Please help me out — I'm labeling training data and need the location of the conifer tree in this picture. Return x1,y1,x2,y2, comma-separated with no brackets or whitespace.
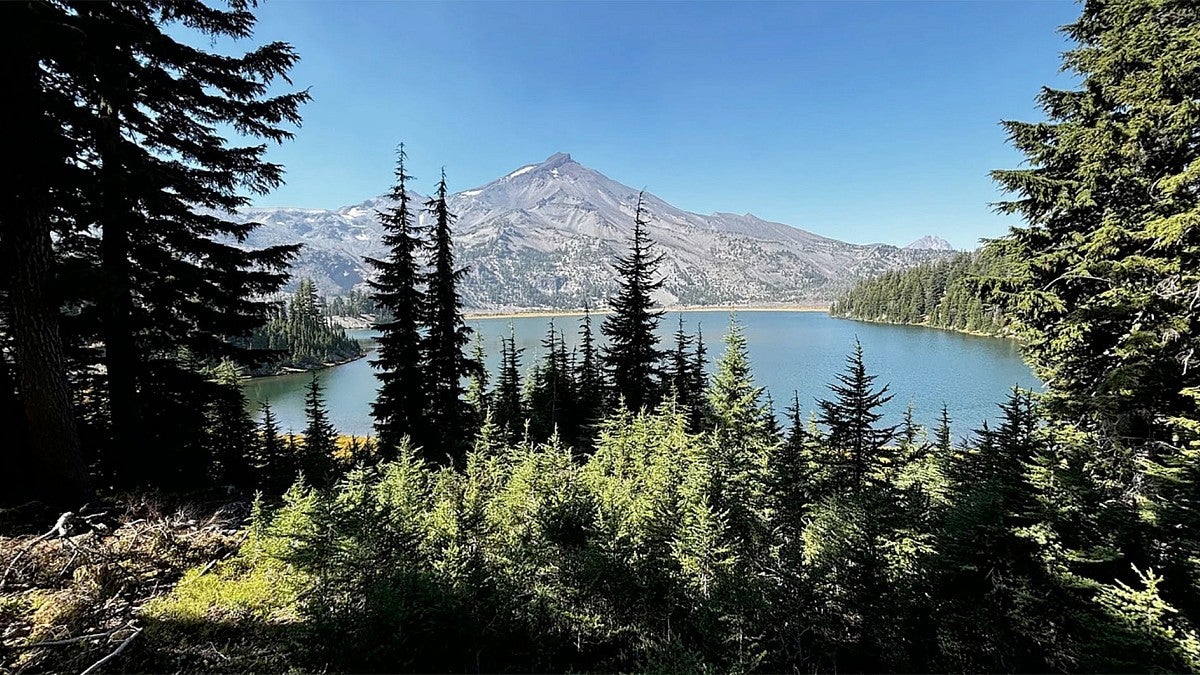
992,1,1200,449
421,169,474,464
768,390,816,536
493,326,524,443
256,399,292,493
667,315,695,399
61,1,307,488
602,192,665,412
465,334,490,433
527,321,576,445
367,145,429,457
208,360,256,491
1,1,90,506
301,373,338,488
574,303,606,430
817,340,896,491
707,317,771,555
935,403,953,455
686,324,713,430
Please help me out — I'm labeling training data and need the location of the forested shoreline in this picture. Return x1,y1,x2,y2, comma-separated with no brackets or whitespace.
4,0,1200,673
831,248,1017,337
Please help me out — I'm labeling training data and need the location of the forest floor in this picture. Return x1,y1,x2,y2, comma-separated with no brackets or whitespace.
0,499,257,674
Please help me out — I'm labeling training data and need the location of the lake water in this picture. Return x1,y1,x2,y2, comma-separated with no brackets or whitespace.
243,311,1039,443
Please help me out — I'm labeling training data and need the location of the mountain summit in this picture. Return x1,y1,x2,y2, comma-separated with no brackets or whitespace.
236,153,950,310
904,235,955,251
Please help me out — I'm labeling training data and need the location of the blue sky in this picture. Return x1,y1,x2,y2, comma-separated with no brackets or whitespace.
241,0,1080,249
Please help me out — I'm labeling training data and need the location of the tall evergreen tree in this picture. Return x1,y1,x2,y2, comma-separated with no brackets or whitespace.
465,333,490,433
208,360,256,491
493,325,524,442
602,192,665,412
527,320,576,444
366,145,428,457
421,169,474,465
991,0,1200,624
0,1,89,506
256,399,292,494
573,303,606,431
301,373,338,489
817,340,896,491
22,1,308,490
992,0,1200,444
935,403,953,456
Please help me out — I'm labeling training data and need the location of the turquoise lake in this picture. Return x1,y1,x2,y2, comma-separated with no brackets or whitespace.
242,311,1039,442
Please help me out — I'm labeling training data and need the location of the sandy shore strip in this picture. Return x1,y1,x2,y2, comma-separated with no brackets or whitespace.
463,304,829,321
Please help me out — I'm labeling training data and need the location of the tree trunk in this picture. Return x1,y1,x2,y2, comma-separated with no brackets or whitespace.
0,2,91,507
96,51,147,487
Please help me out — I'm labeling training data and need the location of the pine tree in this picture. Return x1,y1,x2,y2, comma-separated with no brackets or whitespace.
367,145,429,458
421,169,474,465
301,373,338,489
602,192,665,412
817,339,896,492
687,324,713,430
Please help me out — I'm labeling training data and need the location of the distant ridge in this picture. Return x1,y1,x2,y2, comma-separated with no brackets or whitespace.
234,153,953,310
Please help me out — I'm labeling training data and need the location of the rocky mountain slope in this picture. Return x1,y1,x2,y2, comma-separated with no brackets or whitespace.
235,153,953,310
904,235,956,251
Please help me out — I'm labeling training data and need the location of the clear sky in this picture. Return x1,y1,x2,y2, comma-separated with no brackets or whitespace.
241,0,1081,249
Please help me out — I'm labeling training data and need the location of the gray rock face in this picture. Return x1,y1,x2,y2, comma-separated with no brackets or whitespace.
235,153,951,310
904,235,956,251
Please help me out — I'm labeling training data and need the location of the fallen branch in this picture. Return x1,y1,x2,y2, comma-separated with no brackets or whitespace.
1,512,74,590
13,627,123,650
78,627,142,675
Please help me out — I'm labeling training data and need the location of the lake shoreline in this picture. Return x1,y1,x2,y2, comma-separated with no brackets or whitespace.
463,304,830,321
830,313,1023,341
243,351,371,381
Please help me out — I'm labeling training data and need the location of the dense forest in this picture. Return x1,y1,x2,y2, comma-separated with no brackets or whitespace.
830,247,1016,336
245,279,363,374
3,0,1200,673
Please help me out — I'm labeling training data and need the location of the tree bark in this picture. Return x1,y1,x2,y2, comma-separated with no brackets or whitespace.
0,2,91,507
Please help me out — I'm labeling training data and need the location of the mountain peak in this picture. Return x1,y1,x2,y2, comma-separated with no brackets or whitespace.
542,152,573,167
904,235,955,251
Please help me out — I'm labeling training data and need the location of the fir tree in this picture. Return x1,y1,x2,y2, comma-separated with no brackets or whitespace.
817,339,896,492
935,403,953,456
602,192,665,412
527,321,576,445
208,360,256,491
667,315,695,399
301,373,338,488
62,1,307,488
574,303,606,432
256,399,292,493
367,145,428,457
421,169,474,465
1,1,90,506
493,326,524,443
465,334,490,433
